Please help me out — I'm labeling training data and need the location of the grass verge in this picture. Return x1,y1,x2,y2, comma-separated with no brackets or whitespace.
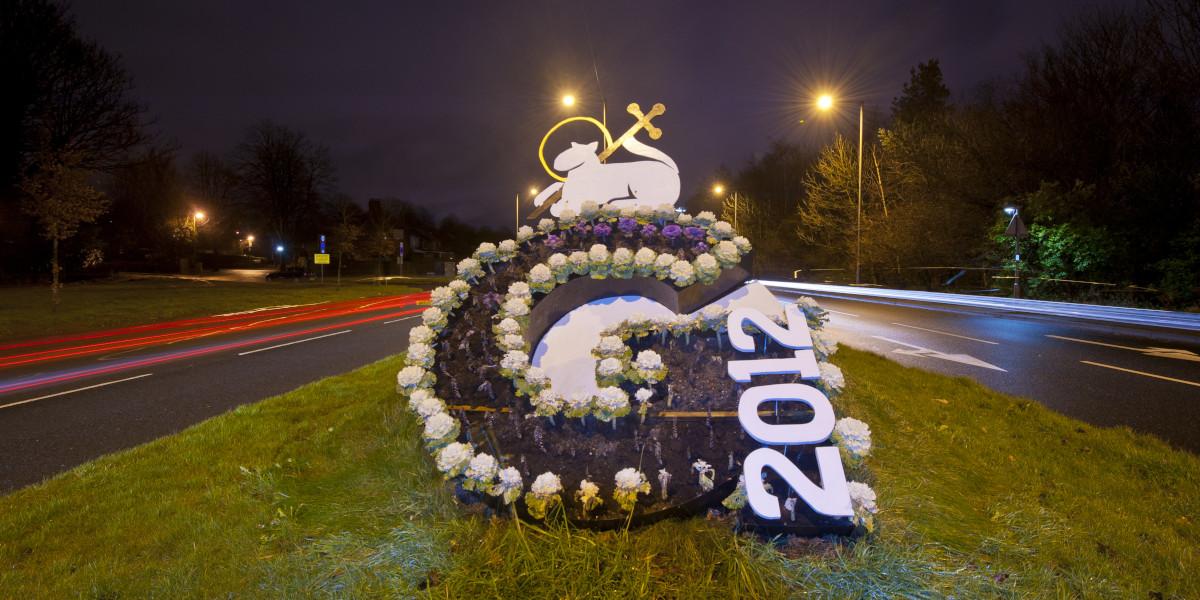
0,279,427,341
0,347,1196,597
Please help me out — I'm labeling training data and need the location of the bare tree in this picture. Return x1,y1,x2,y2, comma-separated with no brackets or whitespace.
234,121,334,246
20,152,108,307
329,195,363,287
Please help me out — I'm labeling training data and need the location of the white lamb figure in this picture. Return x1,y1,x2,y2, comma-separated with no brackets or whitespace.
533,137,680,217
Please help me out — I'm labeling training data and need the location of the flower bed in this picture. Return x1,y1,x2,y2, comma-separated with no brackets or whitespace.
396,203,876,528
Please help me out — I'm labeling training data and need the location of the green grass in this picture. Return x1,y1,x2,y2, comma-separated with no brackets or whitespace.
0,278,429,341
1,348,1197,598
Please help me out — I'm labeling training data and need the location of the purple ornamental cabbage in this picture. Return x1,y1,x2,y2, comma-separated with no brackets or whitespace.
617,217,638,234
593,222,612,238
693,242,709,253
545,234,563,249
683,226,705,241
641,224,658,238
574,222,591,236
662,224,683,240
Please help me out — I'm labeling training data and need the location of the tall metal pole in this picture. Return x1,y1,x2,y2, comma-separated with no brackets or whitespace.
856,102,864,285
733,193,739,232
515,193,519,236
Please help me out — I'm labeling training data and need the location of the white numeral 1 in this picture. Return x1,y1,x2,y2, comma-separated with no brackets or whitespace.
743,446,853,519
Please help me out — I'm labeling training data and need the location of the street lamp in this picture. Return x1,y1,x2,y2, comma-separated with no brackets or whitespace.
1003,206,1027,298
815,92,865,285
711,183,737,231
518,187,539,235
245,234,255,254
561,93,576,108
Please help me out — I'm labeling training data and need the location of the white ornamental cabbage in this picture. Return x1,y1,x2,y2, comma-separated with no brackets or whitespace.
577,479,603,515
396,365,430,392
538,217,556,233
813,330,838,359
634,350,663,371
532,388,563,417
593,386,630,423
633,247,657,273
465,452,498,485
819,362,846,394
833,417,872,460
558,208,579,225
732,235,752,254
612,467,651,511
435,442,473,477
713,240,740,267
529,264,553,284
670,259,696,287
693,211,716,226
597,357,623,378
406,342,434,368
710,220,734,239
500,350,530,374
430,286,457,311
676,213,694,225
496,317,521,336
473,242,497,261
507,281,532,301
654,203,676,221
619,205,637,218
693,253,720,283
525,366,550,388
408,324,435,345
596,335,626,357
448,279,471,298
517,225,536,243
569,251,590,275
411,393,445,421
502,297,530,319
424,412,459,446
548,253,569,271
497,239,518,258
531,471,563,497
657,252,676,277
611,247,634,278
564,392,593,418
700,304,726,328
847,481,878,520
457,258,484,281
579,200,600,220
635,388,654,403
499,334,526,351
493,466,523,504
421,307,447,330
588,244,610,262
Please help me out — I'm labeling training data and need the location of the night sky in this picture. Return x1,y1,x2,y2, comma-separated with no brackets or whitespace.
73,0,1127,224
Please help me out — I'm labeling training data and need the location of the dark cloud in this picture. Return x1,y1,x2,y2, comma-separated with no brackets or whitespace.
72,0,1131,223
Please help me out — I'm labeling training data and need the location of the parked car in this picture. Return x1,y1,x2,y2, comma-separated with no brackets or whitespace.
265,267,311,281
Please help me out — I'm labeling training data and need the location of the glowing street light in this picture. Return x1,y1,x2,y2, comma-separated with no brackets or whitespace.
193,210,206,222
275,244,284,253
561,93,576,107
712,183,740,231
814,91,865,284
1004,206,1018,216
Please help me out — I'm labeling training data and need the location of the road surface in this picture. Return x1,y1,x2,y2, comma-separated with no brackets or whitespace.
765,284,1200,453
0,293,428,492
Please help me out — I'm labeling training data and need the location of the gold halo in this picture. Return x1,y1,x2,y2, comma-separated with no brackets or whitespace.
538,116,613,182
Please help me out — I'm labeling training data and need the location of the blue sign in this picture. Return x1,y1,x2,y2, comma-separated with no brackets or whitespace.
319,234,326,253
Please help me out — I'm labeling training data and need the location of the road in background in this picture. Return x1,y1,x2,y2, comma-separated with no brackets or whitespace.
765,284,1200,453
0,293,428,492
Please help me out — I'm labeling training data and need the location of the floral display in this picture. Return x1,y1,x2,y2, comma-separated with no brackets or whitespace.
395,207,878,531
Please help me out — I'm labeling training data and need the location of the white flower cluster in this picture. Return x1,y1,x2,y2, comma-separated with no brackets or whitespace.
631,349,667,385
847,480,878,530
592,386,631,424
833,417,872,462
492,466,523,505
434,441,472,478
819,362,846,395
612,467,651,511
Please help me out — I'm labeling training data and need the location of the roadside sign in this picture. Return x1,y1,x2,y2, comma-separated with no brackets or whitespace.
397,241,405,257
319,234,326,253
314,253,330,265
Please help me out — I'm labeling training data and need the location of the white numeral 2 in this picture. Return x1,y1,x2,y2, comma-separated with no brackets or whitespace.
743,447,852,519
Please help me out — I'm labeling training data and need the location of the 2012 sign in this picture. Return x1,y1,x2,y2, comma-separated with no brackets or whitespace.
726,305,853,520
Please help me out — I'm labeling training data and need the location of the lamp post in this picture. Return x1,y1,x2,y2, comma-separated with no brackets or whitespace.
1004,206,1027,298
815,94,865,285
519,187,538,235
245,234,255,255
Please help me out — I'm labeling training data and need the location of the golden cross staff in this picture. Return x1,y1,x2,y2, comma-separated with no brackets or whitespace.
527,102,666,220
